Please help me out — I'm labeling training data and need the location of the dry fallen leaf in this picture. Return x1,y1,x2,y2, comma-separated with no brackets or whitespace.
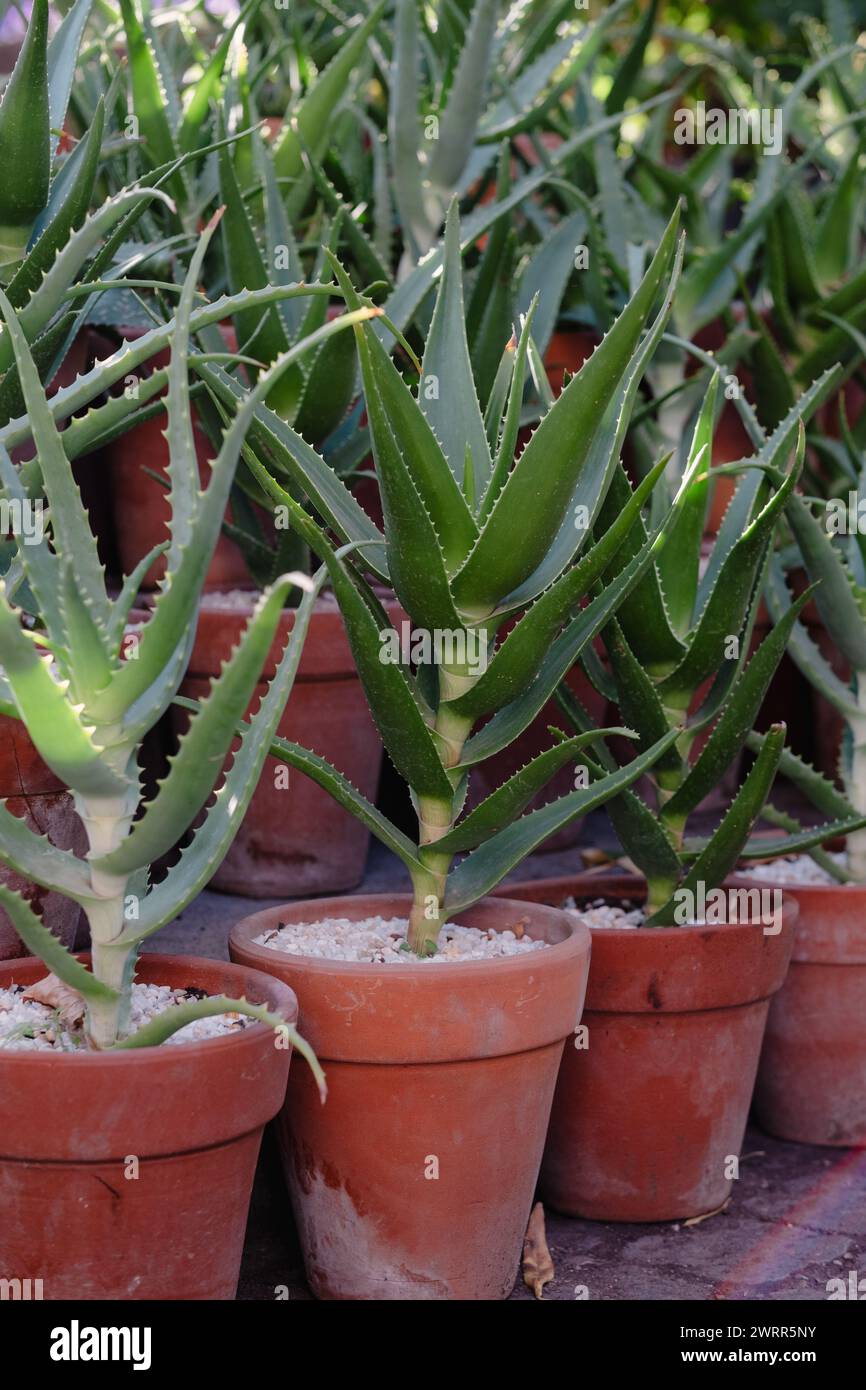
22,973,85,1028
683,1197,731,1228
523,1201,555,1299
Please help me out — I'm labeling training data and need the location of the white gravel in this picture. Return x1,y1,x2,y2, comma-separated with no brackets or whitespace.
0,982,252,1052
564,899,646,929
255,914,549,963
740,852,851,886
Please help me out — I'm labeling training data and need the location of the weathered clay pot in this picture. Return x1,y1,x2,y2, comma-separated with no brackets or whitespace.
230,893,591,1300
732,877,866,1147
0,715,86,960
102,326,250,589
0,952,296,1299
172,592,393,897
504,880,796,1221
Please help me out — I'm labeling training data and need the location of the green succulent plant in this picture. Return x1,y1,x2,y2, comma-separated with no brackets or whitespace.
554,364,866,919
760,419,866,884
0,212,373,1060
183,203,757,956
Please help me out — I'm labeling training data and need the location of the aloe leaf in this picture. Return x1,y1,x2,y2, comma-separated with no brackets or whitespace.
0,286,109,628
657,432,804,707
266,735,424,874
274,1,386,202
606,0,660,112
646,725,787,925
660,587,815,828
733,815,866,862
93,574,306,876
388,0,428,262
46,0,93,158
381,86,676,339
0,587,129,798
238,455,454,800
814,137,864,285
193,358,388,581
603,616,681,771
162,212,220,575
696,369,840,607
177,0,261,153
592,459,685,673
434,729,636,855
450,207,682,616
327,251,478,569
292,327,357,444
457,512,685,767
97,309,380,724
6,99,105,311
0,884,118,1005
0,0,49,276
764,557,862,718
444,727,681,913
503,232,684,612
449,450,672,723
359,332,464,635
0,283,360,454
418,202,492,489
0,443,64,645
118,0,183,204
218,134,292,402
785,491,866,670
121,572,321,939
480,306,533,518
656,378,718,634
0,799,95,903
744,731,857,821
260,147,305,341
59,563,112,705
554,680,683,886
113,992,326,1095
0,188,174,382
516,208,587,362
427,0,497,195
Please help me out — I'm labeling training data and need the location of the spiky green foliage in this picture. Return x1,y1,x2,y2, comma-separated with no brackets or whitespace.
0,216,372,1063
187,203,754,955
554,367,866,920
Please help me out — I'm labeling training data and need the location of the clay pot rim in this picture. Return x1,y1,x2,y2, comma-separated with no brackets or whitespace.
0,952,298,1067
730,873,865,897
230,892,588,981
498,874,794,942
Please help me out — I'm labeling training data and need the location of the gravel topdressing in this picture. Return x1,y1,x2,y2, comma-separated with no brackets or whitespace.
255,915,549,963
0,982,252,1052
739,852,853,886
564,900,646,929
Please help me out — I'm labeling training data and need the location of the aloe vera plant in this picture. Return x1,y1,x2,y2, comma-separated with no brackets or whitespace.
552,358,866,920
183,204,758,955
0,214,373,1059
759,420,866,883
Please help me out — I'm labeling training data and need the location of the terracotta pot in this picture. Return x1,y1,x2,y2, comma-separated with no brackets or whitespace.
172,593,394,897
0,952,296,1299
102,326,251,589
543,329,597,395
732,877,866,1147
492,869,644,903
230,893,591,1300
503,881,795,1221
0,715,86,960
